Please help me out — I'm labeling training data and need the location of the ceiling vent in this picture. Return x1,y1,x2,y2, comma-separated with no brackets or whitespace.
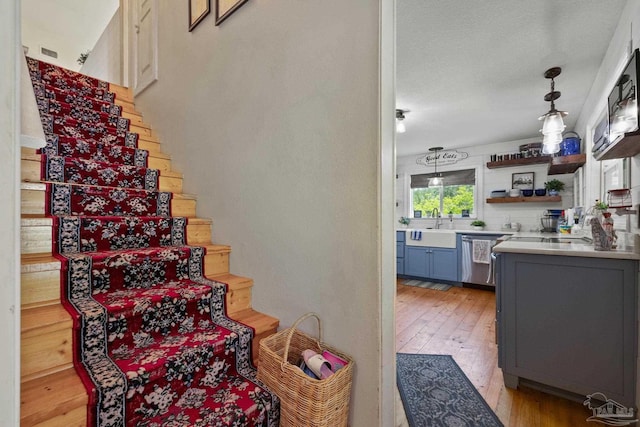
40,47,58,59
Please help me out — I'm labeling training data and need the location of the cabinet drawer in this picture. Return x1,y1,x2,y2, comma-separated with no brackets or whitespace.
397,258,404,275
396,242,404,258
396,230,405,242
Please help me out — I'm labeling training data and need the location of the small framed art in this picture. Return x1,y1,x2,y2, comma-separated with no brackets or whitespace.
512,172,534,190
189,0,211,31
216,0,249,25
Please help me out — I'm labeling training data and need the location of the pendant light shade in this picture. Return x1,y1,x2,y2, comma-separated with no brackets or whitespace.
428,146,444,187
542,131,563,145
541,111,566,135
538,67,567,155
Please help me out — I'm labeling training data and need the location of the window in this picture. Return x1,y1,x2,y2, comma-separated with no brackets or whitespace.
410,169,476,218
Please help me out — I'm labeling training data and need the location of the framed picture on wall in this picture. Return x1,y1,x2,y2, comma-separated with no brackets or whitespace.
189,0,211,31
512,172,534,190
216,0,249,25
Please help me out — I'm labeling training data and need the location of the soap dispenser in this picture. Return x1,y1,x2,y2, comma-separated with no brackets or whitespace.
448,212,454,229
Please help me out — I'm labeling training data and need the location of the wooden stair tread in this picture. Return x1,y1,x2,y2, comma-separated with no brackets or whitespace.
174,193,197,200
21,368,87,425
205,244,231,253
21,254,60,271
208,273,253,290
232,309,279,334
188,217,212,225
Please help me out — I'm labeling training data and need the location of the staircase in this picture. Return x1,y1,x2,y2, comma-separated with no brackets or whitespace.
20,58,280,426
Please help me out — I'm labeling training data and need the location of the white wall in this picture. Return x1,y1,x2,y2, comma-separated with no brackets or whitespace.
133,1,385,425
80,7,122,84
1,1,21,425
397,138,574,232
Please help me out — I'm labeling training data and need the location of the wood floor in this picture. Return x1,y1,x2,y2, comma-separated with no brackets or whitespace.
395,282,595,427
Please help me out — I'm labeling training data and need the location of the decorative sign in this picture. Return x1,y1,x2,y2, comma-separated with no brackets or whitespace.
416,149,469,167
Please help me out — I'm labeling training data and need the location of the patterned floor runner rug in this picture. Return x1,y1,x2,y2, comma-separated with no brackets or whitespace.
397,353,503,427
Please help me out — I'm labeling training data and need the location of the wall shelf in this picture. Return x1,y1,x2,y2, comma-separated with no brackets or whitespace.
486,154,586,175
486,196,562,204
593,131,640,160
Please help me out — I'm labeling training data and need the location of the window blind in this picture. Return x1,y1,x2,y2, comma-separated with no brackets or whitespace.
410,168,476,188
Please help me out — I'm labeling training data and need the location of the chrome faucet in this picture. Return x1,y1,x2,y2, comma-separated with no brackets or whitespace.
432,208,442,229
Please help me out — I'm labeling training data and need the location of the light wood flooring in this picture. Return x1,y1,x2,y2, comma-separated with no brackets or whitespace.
395,282,595,426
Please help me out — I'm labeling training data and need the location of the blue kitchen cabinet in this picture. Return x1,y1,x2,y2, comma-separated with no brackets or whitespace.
404,245,457,282
396,231,405,275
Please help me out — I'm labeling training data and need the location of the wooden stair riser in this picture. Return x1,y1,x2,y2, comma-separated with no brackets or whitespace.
114,99,137,114
108,84,133,103
136,136,162,153
21,186,195,217
204,250,230,276
21,223,52,255
21,327,73,380
148,156,172,172
21,368,87,427
226,287,252,315
22,269,60,307
130,124,153,138
187,223,212,245
31,405,86,427
172,197,197,217
121,110,146,127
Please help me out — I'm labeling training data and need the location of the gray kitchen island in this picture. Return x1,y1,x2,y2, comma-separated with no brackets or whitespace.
493,235,640,409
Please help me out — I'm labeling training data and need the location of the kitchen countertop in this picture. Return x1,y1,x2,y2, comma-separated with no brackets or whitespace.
493,232,640,260
397,228,640,260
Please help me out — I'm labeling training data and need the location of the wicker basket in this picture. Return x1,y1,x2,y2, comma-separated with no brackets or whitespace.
257,312,354,427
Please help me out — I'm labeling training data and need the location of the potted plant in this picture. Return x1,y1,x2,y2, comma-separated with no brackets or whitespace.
470,220,486,230
398,217,411,228
544,179,565,196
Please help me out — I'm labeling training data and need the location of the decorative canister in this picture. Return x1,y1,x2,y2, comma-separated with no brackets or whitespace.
560,131,581,156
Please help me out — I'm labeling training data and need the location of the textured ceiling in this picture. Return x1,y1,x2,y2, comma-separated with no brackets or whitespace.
396,0,628,157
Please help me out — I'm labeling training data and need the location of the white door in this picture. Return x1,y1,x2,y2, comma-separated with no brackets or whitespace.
133,0,157,95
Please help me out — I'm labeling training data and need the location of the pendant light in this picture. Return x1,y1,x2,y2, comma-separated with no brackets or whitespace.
428,146,444,187
396,109,407,133
538,67,567,154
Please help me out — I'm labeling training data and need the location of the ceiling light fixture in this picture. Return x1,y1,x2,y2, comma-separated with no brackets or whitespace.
428,146,444,187
538,67,567,155
396,109,407,133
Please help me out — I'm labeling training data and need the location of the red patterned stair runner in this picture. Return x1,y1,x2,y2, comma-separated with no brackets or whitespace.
27,57,279,427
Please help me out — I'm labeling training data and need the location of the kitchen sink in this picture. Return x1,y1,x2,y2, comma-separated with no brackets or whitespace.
405,229,457,248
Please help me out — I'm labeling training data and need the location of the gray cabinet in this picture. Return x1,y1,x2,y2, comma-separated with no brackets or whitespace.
404,246,457,282
396,231,405,275
496,252,638,407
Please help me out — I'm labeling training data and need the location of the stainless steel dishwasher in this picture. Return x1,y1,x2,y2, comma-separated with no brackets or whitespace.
460,234,501,287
